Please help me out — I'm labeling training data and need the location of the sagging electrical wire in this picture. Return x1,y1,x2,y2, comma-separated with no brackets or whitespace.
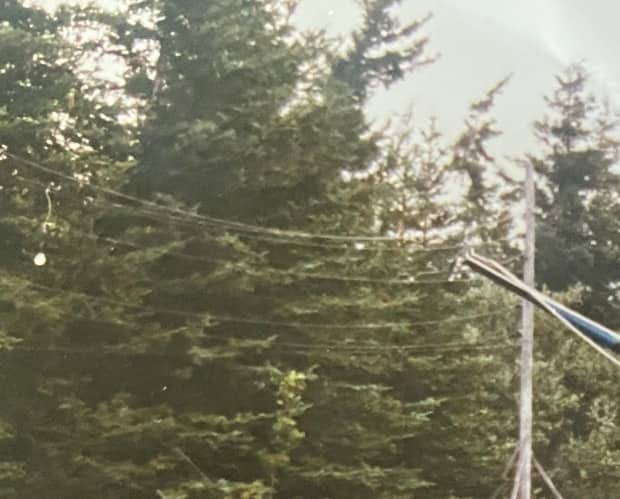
0,304,518,360
2,341,516,360
466,251,620,368
4,176,516,286
6,152,515,253
1,216,459,287
4,274,517,332
11,170,484,254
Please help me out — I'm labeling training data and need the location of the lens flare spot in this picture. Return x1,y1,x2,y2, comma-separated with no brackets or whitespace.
33,252,47,266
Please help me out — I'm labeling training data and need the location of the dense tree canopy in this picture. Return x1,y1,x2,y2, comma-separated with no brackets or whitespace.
534,64,620,322
0,2,619,498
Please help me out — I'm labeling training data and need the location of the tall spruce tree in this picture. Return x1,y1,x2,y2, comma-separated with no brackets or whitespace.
526,64,620,498
118,1,447,496
332,0,434,100
0,0,461,497
0,1,141,497
363,100,523,497
0,1,563,498
534,64,620,321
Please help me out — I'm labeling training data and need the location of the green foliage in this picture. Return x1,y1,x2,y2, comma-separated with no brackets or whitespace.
333,0,434,100
3,1,620,498
525,65,620,498
0,1,447,497
534,64,620,320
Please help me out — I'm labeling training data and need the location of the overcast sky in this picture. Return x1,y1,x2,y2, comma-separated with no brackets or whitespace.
295,0,620,159
36,0,620,159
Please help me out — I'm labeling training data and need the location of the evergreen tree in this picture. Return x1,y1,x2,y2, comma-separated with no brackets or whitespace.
118,1,445,496
526,64,620,498
0,2,560,498
332,0,434,100
363,99,523,497
0,1,139,497
534,64,620,321
0,0,452,497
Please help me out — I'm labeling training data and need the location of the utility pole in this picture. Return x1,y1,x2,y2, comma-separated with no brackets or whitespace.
516,159,536,498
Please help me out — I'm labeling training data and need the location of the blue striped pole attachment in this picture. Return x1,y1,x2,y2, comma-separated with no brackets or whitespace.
464,251,620,353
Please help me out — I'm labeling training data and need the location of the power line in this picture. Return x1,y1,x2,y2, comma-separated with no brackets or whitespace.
12,171,475,253
6,153,515,253
466,252,620,367
89,230,455,283
5,176,519,286
271,341,515,353
5,152,423,243
66,230,515,286
5,274,516,332
2,340,515,360
10,170,513,261
0,304,517,357
1,213,477,288
1,210,458,286
0,288,519,359
11,171,478,254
